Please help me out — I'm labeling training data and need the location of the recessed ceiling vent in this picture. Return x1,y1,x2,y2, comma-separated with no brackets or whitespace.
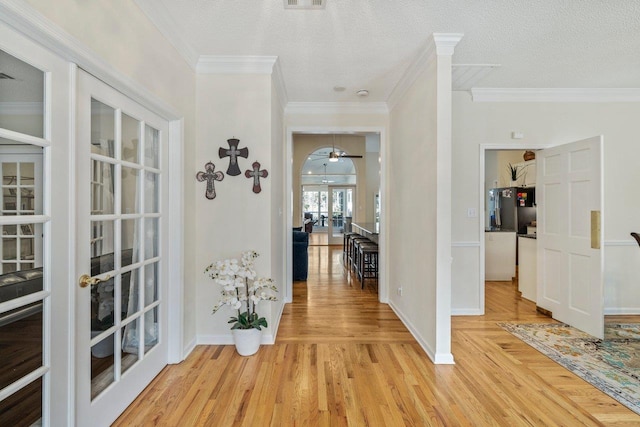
0,72,15,80
452,64,501,91
284,0,326,10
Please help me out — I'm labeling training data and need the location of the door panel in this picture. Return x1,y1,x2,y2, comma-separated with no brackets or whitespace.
328,186,355,245
537,136,603,338
76,70,168,426
0,48,49,427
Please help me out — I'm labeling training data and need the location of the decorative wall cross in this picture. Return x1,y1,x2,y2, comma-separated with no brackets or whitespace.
218,138,249,176
196,162,224,199
245,161,268,194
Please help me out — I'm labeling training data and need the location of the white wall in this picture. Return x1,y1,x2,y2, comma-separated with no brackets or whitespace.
387,41,456,363
452,91,640,315
388,62,439,356
195,73,284,343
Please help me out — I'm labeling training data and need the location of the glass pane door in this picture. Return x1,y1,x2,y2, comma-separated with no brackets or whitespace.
328,186,355,245
0,49,47,427
76,70,168,426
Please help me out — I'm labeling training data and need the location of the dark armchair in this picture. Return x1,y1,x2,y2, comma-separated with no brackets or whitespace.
292,230,309,281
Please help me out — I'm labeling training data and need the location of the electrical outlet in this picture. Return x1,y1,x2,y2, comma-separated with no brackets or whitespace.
397,287,403,296
467,208,477,218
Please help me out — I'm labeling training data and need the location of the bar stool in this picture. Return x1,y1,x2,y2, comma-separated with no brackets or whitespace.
343,232,357,266
357,243,378,288
350,236,370,271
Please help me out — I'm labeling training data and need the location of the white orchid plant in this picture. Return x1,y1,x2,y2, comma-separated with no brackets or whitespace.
205,250,277,330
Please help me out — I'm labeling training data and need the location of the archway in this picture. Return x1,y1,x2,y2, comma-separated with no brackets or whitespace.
301,147,356,245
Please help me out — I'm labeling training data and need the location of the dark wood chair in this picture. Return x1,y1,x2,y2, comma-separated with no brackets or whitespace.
631,232,640,247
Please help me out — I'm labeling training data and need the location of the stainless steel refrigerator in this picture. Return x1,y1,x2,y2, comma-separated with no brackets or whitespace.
488,187,536,233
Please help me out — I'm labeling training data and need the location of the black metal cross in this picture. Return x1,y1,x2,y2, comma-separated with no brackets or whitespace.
245,161,268,194
218,138,249,176
196,162,224,199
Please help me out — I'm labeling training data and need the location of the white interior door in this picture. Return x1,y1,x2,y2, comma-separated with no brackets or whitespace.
536,136,604,338
76,70,169,426
328,186,355,245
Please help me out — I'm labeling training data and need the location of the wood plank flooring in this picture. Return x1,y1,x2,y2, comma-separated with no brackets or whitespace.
114,246,640,426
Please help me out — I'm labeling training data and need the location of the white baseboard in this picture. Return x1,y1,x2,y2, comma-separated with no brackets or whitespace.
451,308,483,316
197,333,275,346
604,308,640,315
181,337,197,361
388,300,455,365
268,301,286,344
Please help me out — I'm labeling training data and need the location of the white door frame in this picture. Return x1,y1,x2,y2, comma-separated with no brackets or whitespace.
327,185,356,246
0,3,186,425
478,143,552,315
285,126,388,304
0,20,73,427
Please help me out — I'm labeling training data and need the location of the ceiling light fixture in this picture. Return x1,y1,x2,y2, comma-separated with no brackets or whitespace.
329,135,339,162
356,89,369,97
333,86,346,92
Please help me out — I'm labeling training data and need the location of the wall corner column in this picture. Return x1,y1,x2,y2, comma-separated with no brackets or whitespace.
432,33,462,364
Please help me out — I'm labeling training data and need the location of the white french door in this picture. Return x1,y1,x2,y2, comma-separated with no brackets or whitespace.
75,70,169,426
328,186,355,245
536,136,604,338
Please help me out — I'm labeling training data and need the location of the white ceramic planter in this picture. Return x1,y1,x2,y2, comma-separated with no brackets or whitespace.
232,328,262,356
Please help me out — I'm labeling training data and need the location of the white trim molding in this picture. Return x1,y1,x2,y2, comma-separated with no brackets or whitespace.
471,88,640,103
387,33,463,110
389,301,455,364
0,0,181,120
196,55,289,108
197,333,275,346
285,102,388,115
604,308,640,315
272,59,289,110
133,0,199,69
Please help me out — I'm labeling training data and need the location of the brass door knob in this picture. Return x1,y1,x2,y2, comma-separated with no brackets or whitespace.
79,274,112,288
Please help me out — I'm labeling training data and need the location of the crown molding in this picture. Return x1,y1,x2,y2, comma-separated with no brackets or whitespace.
387,33,463,111
432,33,464,56
0,0,180,119
285,102,389,116
196,56,280,74
134,0,199,70
196,55,289,109
471,88,640,103
272,58,289,110
0,101,43,115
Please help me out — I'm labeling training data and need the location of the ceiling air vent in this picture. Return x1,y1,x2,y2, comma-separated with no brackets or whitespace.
452,64,501,91
284,0,326,10
0,72,15,80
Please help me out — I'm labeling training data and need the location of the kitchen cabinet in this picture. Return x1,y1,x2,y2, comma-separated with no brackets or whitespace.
518,235,537,301
485,231,516,281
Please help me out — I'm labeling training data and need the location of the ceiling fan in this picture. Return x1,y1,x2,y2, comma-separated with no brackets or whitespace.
329,135,362,162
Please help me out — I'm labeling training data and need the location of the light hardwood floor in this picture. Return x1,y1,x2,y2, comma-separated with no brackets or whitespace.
114,246,640,426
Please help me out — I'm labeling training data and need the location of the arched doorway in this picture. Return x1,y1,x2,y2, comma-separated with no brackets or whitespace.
301,147,356,245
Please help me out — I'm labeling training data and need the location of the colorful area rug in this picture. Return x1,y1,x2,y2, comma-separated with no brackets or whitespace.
499,322,640,415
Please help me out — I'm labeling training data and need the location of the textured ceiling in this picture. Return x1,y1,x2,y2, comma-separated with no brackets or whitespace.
135,0,640,103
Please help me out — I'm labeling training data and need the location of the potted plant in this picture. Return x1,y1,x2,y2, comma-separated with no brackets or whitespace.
507,163,524,186
205,250,277,356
